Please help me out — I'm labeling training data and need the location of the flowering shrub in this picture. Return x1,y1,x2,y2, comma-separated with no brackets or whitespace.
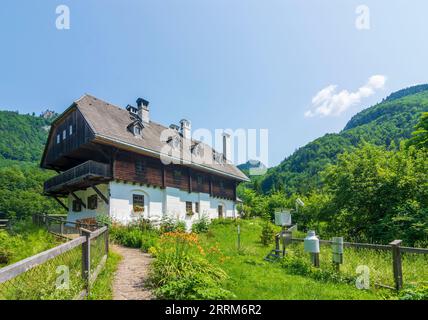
149,232,234,299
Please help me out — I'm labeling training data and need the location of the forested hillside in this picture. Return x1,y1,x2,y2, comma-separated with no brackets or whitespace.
0,111,61,218
259,87,428,194
0,111,51,162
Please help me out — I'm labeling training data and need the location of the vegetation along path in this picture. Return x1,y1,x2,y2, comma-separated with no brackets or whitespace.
112,244,154,300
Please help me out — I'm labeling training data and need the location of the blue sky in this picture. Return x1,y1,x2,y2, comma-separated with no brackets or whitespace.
1,0,427,166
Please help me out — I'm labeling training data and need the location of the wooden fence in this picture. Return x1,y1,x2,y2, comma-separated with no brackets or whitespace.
0,219,11,230
289,237,428,291
0,215,109,300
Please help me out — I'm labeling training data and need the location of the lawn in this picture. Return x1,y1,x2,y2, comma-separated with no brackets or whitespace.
199,219,389,300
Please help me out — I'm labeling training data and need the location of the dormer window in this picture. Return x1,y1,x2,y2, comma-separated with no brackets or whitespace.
128,120,144,137
192,143,204,158
168,135,181,150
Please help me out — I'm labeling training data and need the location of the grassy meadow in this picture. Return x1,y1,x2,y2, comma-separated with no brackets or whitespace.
198,219,389,300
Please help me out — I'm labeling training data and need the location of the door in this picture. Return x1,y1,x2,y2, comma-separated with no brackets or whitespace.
218,204,223,219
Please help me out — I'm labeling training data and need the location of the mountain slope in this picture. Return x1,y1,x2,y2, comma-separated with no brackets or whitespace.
260,86,428,194
0,111,52,162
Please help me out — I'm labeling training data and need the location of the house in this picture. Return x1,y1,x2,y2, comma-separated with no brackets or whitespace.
40,94,248,229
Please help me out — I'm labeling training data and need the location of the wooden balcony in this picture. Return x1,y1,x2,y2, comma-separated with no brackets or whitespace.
44,160,111,195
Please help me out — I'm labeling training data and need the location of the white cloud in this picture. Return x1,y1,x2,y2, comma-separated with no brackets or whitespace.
304,75,386,118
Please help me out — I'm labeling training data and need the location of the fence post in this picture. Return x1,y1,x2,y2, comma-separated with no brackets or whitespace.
390,240,403,291
44,213,49,229
104,225,109,254
81,229,91,295
60,218,64,235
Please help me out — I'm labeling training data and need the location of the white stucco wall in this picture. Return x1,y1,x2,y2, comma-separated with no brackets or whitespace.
66,184,109,223
67,181,237,229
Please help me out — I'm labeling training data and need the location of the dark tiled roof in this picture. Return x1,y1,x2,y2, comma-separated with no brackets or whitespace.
75,94,249,181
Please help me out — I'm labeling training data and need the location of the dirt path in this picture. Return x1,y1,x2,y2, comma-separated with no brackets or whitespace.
112,244,154,300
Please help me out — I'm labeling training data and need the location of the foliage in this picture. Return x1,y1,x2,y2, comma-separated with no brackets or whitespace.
110,221,159,253
0,111,52,162
321,143,428,245
0,160,63,219
260,222,276,246
399,284,428,300
149,232,234,300
191,215,210,234
199,218,383,299
407,112,428,149
159,216,186,233
0,219,59,267
87,252,122,300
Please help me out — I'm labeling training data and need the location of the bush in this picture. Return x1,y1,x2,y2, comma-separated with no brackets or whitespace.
260,222,276,246
110,221,159,252
159,216,186,233
191,216,210,234
399,284,428,300
149,232,234,300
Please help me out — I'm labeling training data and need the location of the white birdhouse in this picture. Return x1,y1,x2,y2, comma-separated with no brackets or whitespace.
304,231,320,253
274,211,292,226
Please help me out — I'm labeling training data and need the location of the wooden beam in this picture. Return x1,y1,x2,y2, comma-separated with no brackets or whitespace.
71,192,86,208
209,175,213,196
91,185,109,205
53,196,68,211
188,168,192,193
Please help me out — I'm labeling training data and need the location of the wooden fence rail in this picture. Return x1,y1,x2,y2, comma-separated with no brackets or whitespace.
0,217,109,300
289,237,428,291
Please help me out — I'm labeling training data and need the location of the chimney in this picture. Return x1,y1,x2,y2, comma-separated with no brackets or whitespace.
136,98,150,123
222,132,231,161
180,119,191,140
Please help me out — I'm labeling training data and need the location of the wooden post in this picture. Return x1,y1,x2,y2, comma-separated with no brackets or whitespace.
81,229,91,295
390,240,403,291
60,219,64,235
105,225,109,254
311,253,320,268
237,225,241,251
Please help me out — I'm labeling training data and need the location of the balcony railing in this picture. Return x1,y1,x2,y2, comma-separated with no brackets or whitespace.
44,160,111,193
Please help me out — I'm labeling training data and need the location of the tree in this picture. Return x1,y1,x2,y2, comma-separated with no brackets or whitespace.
408,112,428,149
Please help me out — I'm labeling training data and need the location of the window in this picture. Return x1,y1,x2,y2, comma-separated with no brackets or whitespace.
173,170,182,184
88,195,98,210
133,194,144,213
69,125,73,135
56,134,60,144
186,201,193,215
135,159,146,178
72,200,82,212
63,129,66,140
218,205,223,218
197,176,203,186
219,181,224,189
195,202,200,214
134,126,141,136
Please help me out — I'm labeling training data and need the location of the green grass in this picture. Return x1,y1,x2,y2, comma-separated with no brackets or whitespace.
200,219,390,300
87,252,122,300
0,220,60,267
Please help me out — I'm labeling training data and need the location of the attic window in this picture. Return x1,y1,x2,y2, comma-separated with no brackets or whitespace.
63,130,66,140
134,126,141,136
69,125,73,135
56,134,60,144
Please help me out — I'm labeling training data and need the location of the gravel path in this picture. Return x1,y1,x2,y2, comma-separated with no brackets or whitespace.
112,244,154,300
